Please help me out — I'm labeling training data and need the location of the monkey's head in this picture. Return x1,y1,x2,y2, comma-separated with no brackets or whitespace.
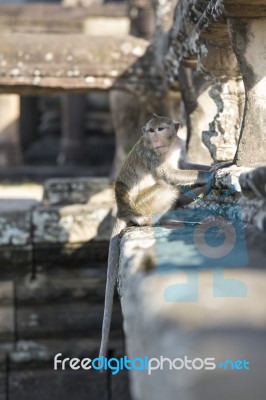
142,114,180,156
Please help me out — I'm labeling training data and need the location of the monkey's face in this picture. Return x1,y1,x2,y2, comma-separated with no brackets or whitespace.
143,115,180,156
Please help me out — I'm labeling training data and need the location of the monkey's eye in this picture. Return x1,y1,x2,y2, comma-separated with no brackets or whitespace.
149,128,155,133
158,127,164,131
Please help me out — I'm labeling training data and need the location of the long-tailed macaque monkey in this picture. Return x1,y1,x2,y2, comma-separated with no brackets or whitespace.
99,114,220,360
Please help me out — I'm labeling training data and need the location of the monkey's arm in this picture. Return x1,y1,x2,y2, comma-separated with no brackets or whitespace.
175,185,209,207
210,161,233,171
163,168,213,187
181,161,233,172
179,159,211,171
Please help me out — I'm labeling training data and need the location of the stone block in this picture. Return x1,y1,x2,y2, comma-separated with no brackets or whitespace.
43,177,113,206
16,303,123,341
0,281,14,341
0,353,6,400
32,204,114,244
119,226,266,400
9,369,107,400
0,199,35,268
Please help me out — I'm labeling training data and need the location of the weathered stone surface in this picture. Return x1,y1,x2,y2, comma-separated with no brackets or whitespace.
213,165,250,192
32,203,114,244
0,197,35,267
0,353,6,400
129,0,155,39
111,370,132,400
17,303,122,340
119,226,266,400
0,281,14,341
9,369,108,400
228,18,266,166
34,241,109,266
0,179,114,265
0,33,150,94
43,177,113,205
7,337,130,400
239,166,266,199
0,207,31,246
16,273,106,305
0,246,33,270
198,40,244,161
8,338,121,367
164,0,266,166
178,66,214,164
0,94,22,166
0,3,128,33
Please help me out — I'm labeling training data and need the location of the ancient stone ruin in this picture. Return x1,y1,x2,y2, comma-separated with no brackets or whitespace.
0,0,265,399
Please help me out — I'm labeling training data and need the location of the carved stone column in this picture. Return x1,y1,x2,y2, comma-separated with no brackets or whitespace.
58,94,86,165
62,0,103,7
109,0,182,179
228,18,266,167
198,39,245,162
129,0,155,39
0,95,22,166
179,65,214,165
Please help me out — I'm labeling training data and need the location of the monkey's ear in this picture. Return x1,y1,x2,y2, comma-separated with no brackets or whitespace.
152,113,158,118
173,120,180,131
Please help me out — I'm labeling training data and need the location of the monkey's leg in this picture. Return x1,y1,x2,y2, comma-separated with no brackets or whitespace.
132,182,178,219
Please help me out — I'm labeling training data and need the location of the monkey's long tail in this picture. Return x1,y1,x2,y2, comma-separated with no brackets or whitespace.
99,218,127,362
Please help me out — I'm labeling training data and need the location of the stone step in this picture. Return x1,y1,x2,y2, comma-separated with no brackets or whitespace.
0,273,122,342
16,273,107,306
42,177,113,206
0,353,6,400
0,178,115,267
0,282,14,341
16,303,122,341
6,338,130,400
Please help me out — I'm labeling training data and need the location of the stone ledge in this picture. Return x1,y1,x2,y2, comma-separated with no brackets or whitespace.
119,224,266,400
0,178,115,267
43,177,113,205
32,204,114,244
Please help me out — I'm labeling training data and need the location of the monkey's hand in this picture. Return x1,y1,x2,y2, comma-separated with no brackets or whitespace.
210,161,233,172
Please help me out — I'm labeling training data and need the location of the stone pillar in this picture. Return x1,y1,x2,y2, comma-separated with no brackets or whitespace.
179,65,214,165
198,39,245,162
62,0,103,7
58,94,86,165
129,0,155,39
228,18,266,167
20,96,39,154
0,95,22,166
